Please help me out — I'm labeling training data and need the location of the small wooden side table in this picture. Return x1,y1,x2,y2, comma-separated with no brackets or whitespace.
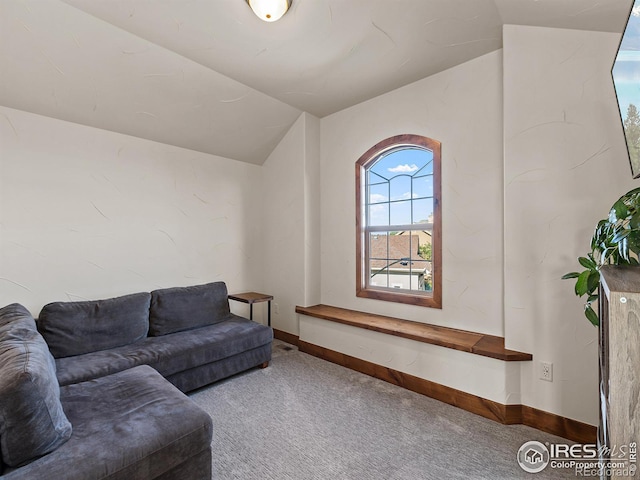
228,292,274,326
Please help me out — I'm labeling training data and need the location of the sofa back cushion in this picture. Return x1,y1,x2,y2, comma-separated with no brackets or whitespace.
38,293,151,358
0,303,72,467
149,282,230,336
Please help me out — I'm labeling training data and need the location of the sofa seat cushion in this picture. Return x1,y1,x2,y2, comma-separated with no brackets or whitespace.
2,365,213,480
149,282,231,336
55,315,272,387
38,292,151,358
0,304,72,467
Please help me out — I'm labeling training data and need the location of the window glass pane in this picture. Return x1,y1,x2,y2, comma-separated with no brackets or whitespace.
368,183,388,204
369,164,388,181
389,176,412,201
412,198,433,224
368,202,389,226
368,170,387,185
417,230,433,261
369,274,389,288
381,233,428,292
369,232,388,260
415,158,433,175
412,175,433,199
390,200,411,225
369,233,389,287
371,148,432,181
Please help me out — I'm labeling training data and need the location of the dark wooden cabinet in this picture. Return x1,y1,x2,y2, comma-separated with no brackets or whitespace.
598,266,640,479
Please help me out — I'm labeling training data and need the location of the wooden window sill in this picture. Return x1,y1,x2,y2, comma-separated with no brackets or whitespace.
295,304,532,362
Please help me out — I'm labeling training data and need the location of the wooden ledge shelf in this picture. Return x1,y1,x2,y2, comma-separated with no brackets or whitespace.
295,304,532,362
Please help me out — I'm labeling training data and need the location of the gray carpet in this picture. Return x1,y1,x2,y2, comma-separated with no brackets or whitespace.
189,341,576,479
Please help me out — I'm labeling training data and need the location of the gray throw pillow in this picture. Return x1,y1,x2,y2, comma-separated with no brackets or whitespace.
38,292,151,358
0,303,72,467
149,282,231,336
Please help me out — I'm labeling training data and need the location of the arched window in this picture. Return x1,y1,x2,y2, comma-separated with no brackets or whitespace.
356,134,441,308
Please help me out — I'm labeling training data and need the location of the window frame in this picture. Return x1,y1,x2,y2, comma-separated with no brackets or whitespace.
355,134,442,308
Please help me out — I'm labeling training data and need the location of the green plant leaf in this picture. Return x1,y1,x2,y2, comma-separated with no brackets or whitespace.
628,231,640,252
596,246,613,265
584,304,599,327
561,272,580,279
587,294,599,302
587,270,600,293
575,270,590,296
612,229,631,244
618,236,630,261
612,199,629,222
578,256,596,270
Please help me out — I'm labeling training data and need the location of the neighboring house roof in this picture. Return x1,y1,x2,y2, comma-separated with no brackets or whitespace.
369,234,430,273
396,230,432,247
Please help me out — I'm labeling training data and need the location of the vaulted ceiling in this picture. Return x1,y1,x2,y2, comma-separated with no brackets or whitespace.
0,0,632,164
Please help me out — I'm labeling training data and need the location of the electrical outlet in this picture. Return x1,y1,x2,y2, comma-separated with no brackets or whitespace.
274,303,280,315
540,362,553,382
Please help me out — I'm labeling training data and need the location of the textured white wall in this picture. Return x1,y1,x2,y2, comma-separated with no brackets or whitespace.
298,316,519,405
320,50,505,334
303,114,322,307
262,113,321,334
302,26,638,422
0,106,263,318
309,50,512,403
503,25,638,425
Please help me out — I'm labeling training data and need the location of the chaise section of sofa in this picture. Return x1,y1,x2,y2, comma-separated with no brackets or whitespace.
0,302,213,480
2,365,213,480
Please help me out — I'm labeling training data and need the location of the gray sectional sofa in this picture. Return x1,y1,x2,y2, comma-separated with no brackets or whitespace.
0,281,273,479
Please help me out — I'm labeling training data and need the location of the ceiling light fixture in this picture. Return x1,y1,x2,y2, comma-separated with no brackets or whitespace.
246,0,291,22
